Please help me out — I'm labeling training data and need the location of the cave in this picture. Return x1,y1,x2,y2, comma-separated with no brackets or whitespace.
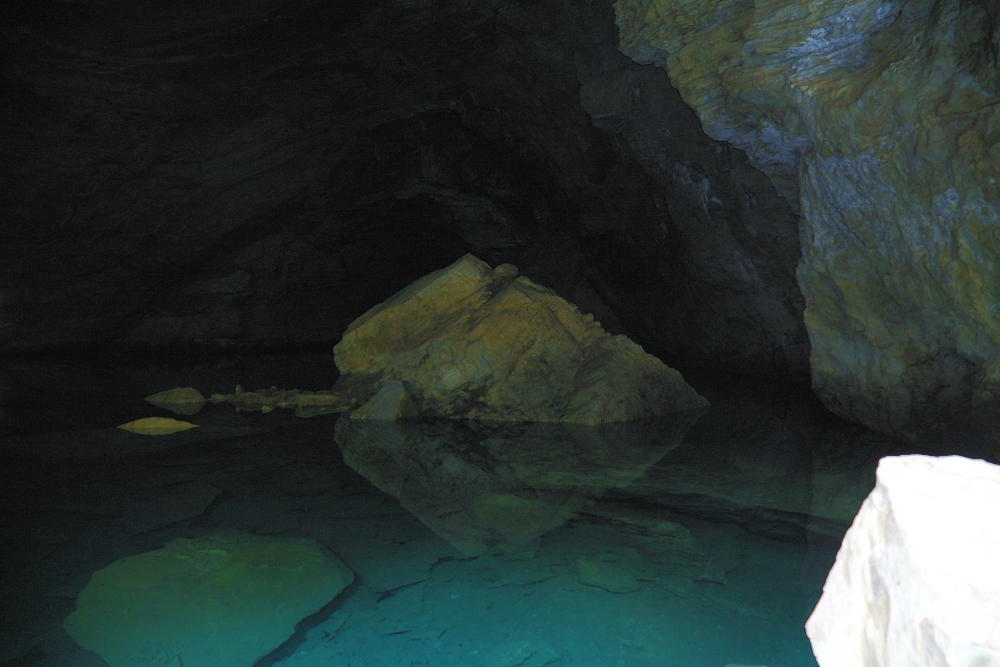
1,0,998,665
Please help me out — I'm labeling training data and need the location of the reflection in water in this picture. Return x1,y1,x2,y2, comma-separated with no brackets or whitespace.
5,359,960,667
334,412,704,556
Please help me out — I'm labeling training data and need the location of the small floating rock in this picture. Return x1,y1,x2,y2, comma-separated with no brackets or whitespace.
144,386,206,415
116,416,199,435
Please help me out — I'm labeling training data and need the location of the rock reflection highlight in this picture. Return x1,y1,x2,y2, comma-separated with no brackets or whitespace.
334,411,705,557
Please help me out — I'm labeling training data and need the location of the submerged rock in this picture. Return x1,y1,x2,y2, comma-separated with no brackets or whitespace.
202,385,351,417
333,254,707,424
616,0,1000,438
806,455,1000,667
576,556,642,593
63,531,354,667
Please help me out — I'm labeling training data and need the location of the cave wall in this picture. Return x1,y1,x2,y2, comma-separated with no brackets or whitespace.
616,0,1000,436
1,0,805,378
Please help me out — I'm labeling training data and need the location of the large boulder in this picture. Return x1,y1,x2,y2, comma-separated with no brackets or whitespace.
333,254,707,424
806,455,1000,666
615,0,1000,439
64,531,354,667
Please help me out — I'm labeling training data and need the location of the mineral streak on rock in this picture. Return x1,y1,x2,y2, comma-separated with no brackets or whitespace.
616,0,1000,437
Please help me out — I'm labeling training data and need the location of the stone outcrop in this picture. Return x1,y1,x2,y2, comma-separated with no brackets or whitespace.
64,530,354,667
332,254,708,424
806,455,1000,666
615,0,1000,438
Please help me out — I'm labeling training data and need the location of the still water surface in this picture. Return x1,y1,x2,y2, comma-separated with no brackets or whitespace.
1,356,980,666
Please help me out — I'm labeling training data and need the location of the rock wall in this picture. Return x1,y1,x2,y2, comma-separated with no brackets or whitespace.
615,0,1000,437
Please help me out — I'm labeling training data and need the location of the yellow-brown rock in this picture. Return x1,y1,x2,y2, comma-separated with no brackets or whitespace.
333,254,707,424
63,530,353,667
116,416,199,435
144,387,206,415
616,0,1000,437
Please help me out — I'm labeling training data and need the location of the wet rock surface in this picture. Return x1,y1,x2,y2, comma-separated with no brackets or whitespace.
64,531,354,667
332,254,708,423
616,0,1000,438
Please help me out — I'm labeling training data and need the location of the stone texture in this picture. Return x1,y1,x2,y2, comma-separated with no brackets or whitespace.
806,455,1000,667
350,380,419,421
576,556,642,593
615,0,1000,438
63,530,354,667
578,56,806,377
333,254,707,423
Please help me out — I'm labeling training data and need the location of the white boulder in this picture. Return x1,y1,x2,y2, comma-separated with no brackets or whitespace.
806,455,1000,667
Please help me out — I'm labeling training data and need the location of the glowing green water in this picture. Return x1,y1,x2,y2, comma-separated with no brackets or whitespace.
1,357,947,667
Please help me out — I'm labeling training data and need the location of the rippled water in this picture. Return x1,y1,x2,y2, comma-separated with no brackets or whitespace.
0,356,975,667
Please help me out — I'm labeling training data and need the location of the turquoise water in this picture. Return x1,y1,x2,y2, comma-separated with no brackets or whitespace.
0,357,948,666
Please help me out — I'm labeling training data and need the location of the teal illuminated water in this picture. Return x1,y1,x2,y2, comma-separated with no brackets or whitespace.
0,356,973,667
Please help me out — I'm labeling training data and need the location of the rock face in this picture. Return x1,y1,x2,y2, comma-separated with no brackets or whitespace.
615,0,1000,437
806,455,1000,667
63,531,354,667
333,254,707,424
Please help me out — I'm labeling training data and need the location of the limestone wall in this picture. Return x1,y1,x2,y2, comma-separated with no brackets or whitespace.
616,0,1000,436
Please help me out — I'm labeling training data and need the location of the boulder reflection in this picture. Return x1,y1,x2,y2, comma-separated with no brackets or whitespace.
334,411,704,556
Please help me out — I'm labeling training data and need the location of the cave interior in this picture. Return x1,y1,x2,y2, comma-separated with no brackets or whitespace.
1,0,997,665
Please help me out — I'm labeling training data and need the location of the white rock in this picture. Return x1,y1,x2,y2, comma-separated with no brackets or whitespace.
806,455,1000,667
